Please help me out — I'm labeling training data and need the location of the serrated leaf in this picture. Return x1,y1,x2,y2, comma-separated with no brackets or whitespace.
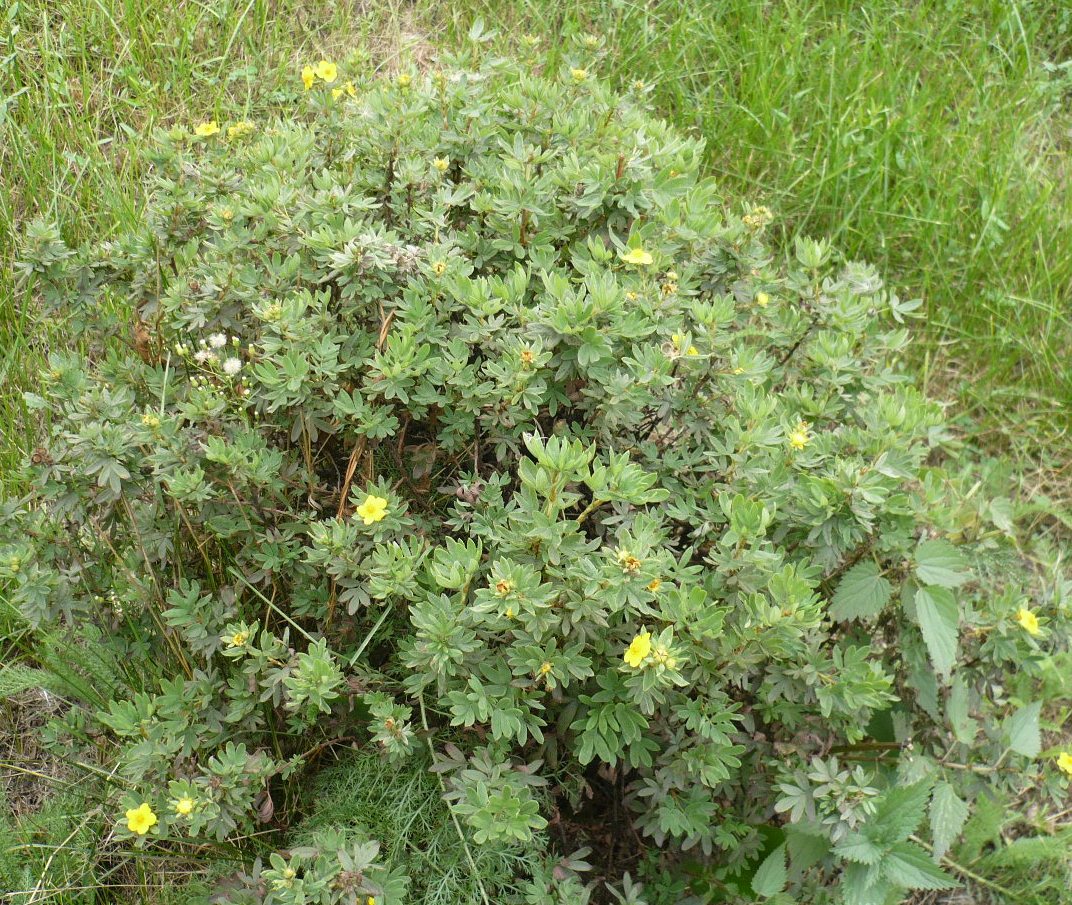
1004,701,1041,758
882,842,958,890
751,843,787,897
914,586,959,680
871,782,931,844
830,561,891,621
929,782,969,861
834,832,884,864
915,539,968,588
840,863,890,905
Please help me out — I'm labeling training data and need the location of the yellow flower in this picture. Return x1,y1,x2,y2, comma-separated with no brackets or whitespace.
520,348,535,367
504,606,515,619
194,121,220,138
226,120,254,140
332,81,357,100
315,60,338,83
433,156,450,173
788,420,812,450
621,247,653,266
1057,752,1072,775
617,548,642,572
174,796,195,816
125,802,158,835
302,65,316,90
226,630,249,648
432,260,447,276
623,631,652,668
141,413,161,429
356,494,389,525
1016,607,1041,636
756,292,770,308
494,579,514,597
367,898,376,905
539,661,553,675
570,67,589,83
686,346,698,356
397,73,412,88
647,578,662,593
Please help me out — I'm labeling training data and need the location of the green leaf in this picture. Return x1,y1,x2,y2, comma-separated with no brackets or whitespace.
830,561,891,621
914,539,968,588
786,826,829,871
834,832,884,864
914,586,959,680
871,782,931,844
1004,701,1041,758
882,842,958,890
751,843,787,897
929,782,969,862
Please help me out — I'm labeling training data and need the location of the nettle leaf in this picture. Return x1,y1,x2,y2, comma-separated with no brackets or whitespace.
830,561,891,621
914,586,959,680
882,842,957,890
751,844,787,897
914,539,968,588
929,782,969,862
834,832,884,865
871,782,931,844
1004,701,1042,758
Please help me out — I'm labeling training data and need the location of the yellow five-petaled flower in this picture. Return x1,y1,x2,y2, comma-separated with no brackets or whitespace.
1015,607,1041,636
623,630,652,668
315,60,338,84
621,247,653,266
356,494,389,525
125,802,158,835
433,157,450,173
174,796,195,816
226,630,249,648
194,121,220,138
788,420,812,450
1057,752,1072,776
756,292,770,308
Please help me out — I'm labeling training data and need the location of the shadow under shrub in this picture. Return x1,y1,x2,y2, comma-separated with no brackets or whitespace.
5,42,1070,905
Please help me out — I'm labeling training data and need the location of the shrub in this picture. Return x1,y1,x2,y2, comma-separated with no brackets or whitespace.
7,40,1070,904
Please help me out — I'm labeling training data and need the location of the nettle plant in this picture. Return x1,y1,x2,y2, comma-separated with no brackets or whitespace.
7,39,1067,905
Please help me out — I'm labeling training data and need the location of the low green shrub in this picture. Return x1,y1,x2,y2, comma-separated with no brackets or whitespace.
6,38,1070,904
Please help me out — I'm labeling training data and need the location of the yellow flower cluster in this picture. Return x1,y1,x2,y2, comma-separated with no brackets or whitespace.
302,60,338,90
332,81,358,100
1057,752,1072,775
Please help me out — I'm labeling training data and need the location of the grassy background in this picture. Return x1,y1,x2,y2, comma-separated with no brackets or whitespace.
3,0,1072,492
